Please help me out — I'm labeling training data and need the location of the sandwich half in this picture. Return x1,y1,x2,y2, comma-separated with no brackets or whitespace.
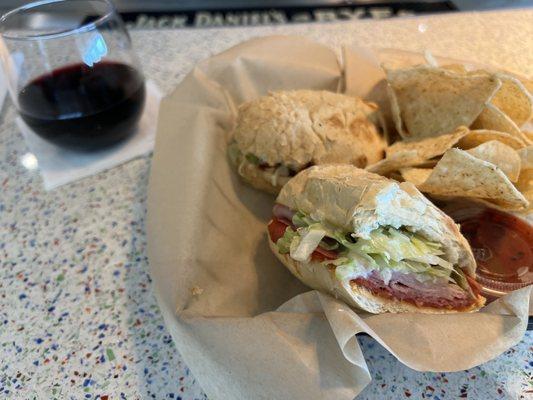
268,164,485,313
228,90,385,194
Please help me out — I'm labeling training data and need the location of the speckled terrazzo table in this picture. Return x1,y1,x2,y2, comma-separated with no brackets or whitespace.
1,9,532,400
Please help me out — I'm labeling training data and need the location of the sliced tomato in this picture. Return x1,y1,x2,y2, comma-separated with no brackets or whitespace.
311,246,339,262
268,217,339,261
267,218,289,243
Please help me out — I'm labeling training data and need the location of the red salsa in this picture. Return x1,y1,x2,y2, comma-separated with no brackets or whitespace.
453,207,533,298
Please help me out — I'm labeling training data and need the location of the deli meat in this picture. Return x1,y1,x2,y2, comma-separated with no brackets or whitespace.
273,204,295,221
353,271,475,309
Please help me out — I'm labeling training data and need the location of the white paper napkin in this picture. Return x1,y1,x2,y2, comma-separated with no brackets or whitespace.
0,65,7,113
17,80,162,190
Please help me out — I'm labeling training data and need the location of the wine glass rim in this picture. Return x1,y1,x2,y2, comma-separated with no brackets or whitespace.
0,0,116,42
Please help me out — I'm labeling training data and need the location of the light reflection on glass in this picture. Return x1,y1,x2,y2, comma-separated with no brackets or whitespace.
82,32,108,67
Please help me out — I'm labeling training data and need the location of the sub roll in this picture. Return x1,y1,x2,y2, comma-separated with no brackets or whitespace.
228,90,385,194
267,164,485,313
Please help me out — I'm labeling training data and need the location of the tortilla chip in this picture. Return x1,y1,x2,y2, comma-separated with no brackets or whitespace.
517,78,533,99
368,126,469,176
490,74,533,127
464,70,533,126
387,83,404,139
388,170,403,182
386,126,468,157
466,141,521,182
457,129,526,150
412,159,439,168
524,130,533,142
419,148,528,210
366,150,421,176
471,103,532,144
400,168,432,186
517,169,533,192
386,66,501,139
518,146,533,170
441,64,468,74
515,169,533,213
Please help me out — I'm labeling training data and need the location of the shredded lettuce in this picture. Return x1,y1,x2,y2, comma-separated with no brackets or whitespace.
351,227,453,271
292,211,316,228
227,143,291,186
227,142,263,166
277,228,298,254
290,226,327,261
273,211,459,285
451,266,474,297
245,153,261,165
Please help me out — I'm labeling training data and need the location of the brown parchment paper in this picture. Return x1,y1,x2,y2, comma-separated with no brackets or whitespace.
147,36,532,400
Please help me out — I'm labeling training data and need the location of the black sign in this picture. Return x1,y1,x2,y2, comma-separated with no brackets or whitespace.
120,2,457,29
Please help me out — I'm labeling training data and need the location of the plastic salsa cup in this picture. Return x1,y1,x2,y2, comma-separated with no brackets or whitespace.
443,204,533,301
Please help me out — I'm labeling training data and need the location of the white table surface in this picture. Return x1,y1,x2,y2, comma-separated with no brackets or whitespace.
0,8,531,400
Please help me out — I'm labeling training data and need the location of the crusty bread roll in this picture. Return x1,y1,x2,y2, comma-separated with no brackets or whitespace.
270,164,485,313
228,90,385,193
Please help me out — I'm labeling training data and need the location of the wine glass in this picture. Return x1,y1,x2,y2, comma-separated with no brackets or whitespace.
0,0,145,150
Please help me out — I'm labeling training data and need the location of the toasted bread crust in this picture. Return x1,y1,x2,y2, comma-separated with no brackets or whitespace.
231,90,385,171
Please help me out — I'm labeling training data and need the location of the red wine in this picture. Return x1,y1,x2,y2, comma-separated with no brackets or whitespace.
18,62,145,150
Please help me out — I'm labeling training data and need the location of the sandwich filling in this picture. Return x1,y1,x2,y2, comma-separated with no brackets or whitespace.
228,141,310,187
268,203,481,310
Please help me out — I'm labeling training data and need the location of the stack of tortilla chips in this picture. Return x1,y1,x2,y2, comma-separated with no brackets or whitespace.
367,64,532,212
